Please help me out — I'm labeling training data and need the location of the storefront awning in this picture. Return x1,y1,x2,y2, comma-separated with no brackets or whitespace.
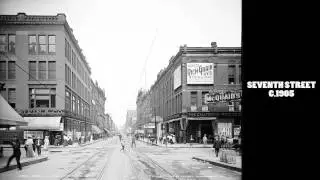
103,128,111,134
92,125,103,134
20,116,63,131
0,95,28,127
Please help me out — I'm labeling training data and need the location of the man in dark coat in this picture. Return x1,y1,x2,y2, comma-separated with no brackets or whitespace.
6,136,22,170
35,137,43,156
213,136,222,157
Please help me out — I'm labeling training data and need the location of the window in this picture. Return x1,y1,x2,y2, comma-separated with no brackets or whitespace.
72,94,76,112
8,61,15,79
8,88,16,108
0,61,6,80
65,90,71,111
0,35,7,52
72,51,76,68
29,88,56,108
202,91,209,105
228,65,236,84
28,61,36,80
0,88,6,99
48,61,56,80
72,72,76,89
191,91,197,106
38,61,46,80
238,65,242,84
48,35,56,53
8,35,15,53
38,35,47,54
50,88,56,108
65,39,68,58
28,35,37,54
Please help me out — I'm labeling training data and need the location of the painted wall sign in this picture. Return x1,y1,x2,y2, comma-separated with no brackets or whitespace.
173,65,182,89
187,63,214,84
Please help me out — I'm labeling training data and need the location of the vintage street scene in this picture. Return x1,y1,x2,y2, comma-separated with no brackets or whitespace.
0,0,241,179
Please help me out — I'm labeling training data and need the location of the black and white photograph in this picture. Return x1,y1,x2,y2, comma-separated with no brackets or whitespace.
0,0,317,179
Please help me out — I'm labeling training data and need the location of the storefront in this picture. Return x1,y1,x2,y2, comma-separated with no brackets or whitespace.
19,116,64,145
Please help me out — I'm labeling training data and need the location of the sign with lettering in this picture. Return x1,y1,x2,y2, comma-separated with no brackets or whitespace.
18,109,65,116
187,63,214,84
173,65,182,89
205,91,241,103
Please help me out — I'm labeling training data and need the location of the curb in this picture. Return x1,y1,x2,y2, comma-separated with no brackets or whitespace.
0,156,48,173
192,157,241,172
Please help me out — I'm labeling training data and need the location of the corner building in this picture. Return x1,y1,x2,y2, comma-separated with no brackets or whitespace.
0,13,92,144
149,43,241,143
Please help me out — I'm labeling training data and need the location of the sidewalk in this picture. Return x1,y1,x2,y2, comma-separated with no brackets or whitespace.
0,138,105,173
0,151,48,173
137,138,213,148
137,138,242,172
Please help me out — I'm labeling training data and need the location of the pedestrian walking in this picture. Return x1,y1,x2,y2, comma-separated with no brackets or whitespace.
25,136,35,158
32,136,36,152
35,137,43,156
213,136,222,157
0,146,3,158
190,135,194,148
43,136,49,154
131,135,136,148
120,139,125,152
6,136,22,170
203,134,208,145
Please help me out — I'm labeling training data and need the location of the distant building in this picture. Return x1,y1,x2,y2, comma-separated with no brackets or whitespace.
125,109,136,133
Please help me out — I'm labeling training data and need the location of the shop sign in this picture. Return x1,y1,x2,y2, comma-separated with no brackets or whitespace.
234,127,241,136
18,108,65,116
217,123,232,137
143,123,155,129
205,91,242,103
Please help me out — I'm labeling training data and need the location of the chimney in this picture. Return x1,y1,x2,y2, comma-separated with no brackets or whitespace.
211,42,218,53
57,13,66,21
17,12,26,20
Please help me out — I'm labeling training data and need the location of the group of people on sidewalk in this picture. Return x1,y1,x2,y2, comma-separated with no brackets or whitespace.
4,135,50,171
24,135,50,158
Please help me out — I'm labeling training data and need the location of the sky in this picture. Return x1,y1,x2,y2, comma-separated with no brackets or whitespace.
0,0,241,128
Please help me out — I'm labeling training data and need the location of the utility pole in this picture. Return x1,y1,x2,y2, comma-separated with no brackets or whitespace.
154,107,157,144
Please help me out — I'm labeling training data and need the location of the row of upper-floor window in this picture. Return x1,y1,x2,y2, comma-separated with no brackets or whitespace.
141,89,240,119
0,61,56,81
0,87,58,109
65,39,90,88
153,64,241,101
0,61,16,80
0,34,56,54
65,64,90,103
65,87,90,118
28,61,56,80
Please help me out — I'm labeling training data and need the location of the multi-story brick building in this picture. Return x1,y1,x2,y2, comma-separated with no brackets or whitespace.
0,13,94,144
137,42,241,143
124,109,137,133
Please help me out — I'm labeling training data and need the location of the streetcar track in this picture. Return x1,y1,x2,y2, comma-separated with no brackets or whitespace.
60,145,110,180
133,150,179,180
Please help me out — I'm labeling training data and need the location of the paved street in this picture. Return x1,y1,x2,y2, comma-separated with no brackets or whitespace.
0,136,241,180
